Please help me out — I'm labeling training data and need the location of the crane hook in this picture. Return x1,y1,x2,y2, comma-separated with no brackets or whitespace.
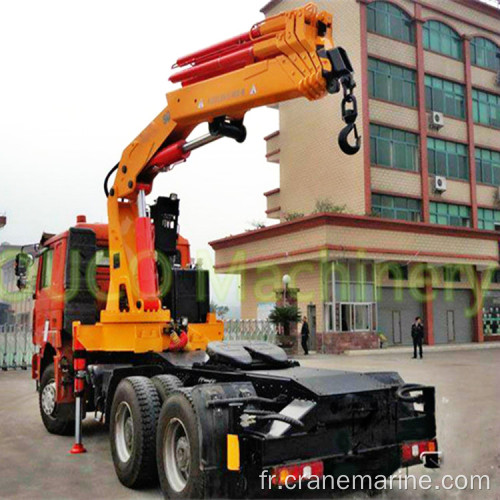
338,122,361,156
338,77,361,156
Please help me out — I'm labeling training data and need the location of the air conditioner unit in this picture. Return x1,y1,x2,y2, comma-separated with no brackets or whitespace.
429,111,445,129
434,176,447,193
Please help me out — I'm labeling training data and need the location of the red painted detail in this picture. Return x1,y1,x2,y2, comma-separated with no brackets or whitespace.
372,189,421,200
361,0,415,18
170,47,255,86
372,164,421,177
265,206,281,215
136,183,152,196
174,28,260,68
147,140,190,170
76,215,86,223
367,29,417,48
263,130,280,141
452,0,500,19
415,3,430,223
74,356,86,393
135,217,160,311
420,0,500,34
73,326,85,350
70,443,87,454
369,96,417,112
424,280,435,346
209,212,500,251
214,243,497,271
360,1,372,215
367,52,417,71
31,353,39,380
265,148,280,159
463,38,479,229
484,335,500,341
169,331,188,351
264,188,280,197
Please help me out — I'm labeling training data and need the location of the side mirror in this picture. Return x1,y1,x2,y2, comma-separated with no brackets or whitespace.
15,252,32,290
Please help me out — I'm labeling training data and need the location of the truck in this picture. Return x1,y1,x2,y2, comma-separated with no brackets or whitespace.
16,3,439,498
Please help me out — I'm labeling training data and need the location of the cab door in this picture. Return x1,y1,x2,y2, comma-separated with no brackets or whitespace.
33,248,55,347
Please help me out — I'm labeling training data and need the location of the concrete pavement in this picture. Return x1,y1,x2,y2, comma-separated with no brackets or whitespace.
1,349,499,499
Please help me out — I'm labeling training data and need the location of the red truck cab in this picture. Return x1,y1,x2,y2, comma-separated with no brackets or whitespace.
30,215,192,433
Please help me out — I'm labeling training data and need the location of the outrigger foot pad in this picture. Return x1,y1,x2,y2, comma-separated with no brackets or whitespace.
70,443,87,454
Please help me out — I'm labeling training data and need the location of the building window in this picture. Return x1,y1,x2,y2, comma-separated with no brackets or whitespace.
388,264,409,281
368,58,417,107
423,20,462,60
370,124,418,171
372,193,422,222
472,89,500,129
425,75,465,119
324,261,377,333
367,1,415,43
427,138,469,180
478,208,500,231
430,202,471,227
476,148,500,186
470,37,500,71
444,265,462,282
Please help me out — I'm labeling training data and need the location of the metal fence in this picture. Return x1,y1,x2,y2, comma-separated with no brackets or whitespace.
223,319,277,343
0,324,34,371
0,319,276,371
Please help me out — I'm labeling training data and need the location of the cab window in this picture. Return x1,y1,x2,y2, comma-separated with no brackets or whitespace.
40,249,54,289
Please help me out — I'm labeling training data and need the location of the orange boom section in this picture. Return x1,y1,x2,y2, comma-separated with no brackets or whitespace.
75,2,360,355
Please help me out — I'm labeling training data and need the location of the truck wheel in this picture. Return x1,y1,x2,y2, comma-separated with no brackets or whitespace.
157,389,215,499
152,374,183,403
39,363,74,435
110,376,160,488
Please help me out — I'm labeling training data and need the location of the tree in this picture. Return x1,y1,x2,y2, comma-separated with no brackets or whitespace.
268,305,301,336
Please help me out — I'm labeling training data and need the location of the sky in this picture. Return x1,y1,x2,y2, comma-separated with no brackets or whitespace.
0,0,280,311
0,0,278,254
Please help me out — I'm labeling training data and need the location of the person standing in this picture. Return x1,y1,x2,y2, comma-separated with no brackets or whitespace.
301,316,309,355
411,317,424,359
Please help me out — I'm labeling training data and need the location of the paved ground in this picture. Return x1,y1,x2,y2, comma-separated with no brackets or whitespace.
1,349,499,499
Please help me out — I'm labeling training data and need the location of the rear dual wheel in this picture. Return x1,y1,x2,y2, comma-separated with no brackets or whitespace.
156,390,211,499
110,376,217,497
110,376,160,488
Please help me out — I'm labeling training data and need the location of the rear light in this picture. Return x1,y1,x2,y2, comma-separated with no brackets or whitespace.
271,460,324,486
401,439,437,464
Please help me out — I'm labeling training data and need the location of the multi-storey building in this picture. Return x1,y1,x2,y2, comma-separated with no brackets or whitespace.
211,0,500,352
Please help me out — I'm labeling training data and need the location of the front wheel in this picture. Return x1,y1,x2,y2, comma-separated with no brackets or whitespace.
39,363,74,435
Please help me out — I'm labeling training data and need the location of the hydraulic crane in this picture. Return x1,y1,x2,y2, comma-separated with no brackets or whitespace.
86,2,361,357
19,4,439,498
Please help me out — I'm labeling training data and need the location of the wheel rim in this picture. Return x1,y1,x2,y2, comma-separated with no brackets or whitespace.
41,379,56,416
115,401,134,463
164,418,191,492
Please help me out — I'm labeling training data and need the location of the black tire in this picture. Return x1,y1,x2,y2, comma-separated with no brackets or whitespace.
152,374,183,403
39,363,74,435
110,376,161,488
157,389,217,499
